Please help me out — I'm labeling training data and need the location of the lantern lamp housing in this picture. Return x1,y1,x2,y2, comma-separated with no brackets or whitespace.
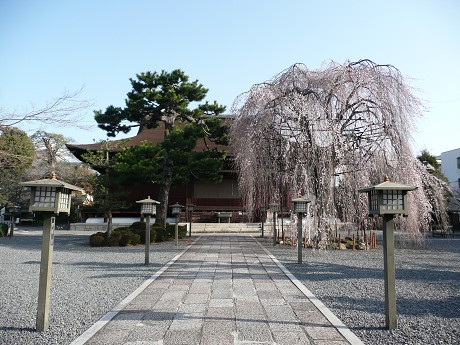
8,205,20,213
359,180,417,216
187,204,195,213
136,196,160,215
170,203,184,215
20,177,84,215
269,203,280,213
292,196,312,213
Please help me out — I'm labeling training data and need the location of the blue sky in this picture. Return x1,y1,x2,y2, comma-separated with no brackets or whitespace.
1,0,459,155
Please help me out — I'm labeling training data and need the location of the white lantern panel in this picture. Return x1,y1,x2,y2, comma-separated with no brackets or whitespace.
294,202,308,213
141,203,156,214
370,190,379,212
35,187,57,208
270,204,280,212
382,190,403,210
59,188,70,209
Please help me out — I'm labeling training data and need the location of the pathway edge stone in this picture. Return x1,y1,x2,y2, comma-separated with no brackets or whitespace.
70,237,199,345
253,236,365,345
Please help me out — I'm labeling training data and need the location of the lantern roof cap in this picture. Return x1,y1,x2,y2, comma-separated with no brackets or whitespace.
358,180,417,193
292,196,313,203
20,178,85,194
136,196,160,204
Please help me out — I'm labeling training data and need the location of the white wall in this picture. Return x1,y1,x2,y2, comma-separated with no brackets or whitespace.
440,148,460,190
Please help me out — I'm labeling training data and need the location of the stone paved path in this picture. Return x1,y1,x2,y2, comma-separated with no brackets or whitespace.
72,235,362,345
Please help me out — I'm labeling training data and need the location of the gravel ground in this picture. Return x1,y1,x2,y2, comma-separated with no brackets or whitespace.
1,228,459,345
0,228,186,345
258,235,460,345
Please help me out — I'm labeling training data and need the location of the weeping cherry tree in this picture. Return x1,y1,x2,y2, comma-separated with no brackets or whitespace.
230,59,449,247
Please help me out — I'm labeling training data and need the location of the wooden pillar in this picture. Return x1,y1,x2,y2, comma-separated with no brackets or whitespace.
36,215,55,332
297,213,303,264
145,214,151,265
175,214,179,246
383,214,397,330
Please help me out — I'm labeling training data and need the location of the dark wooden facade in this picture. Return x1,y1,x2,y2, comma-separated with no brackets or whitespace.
66,120,248,223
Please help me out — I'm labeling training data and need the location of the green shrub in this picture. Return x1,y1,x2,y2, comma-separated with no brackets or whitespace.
166,224,175,239
148,226,157,243
178,225,187,239
112,227,130,237
114,226,130,232
119,232,141,246
130,221,146,231
119,234,130,247
154,224,168,242
329,242,339,250
110,231,122,241
165,224,188,240
89,232,105,247
104,235,120,247
129,222,158,244
90,228,143,247
345,238,354,249
131,233,141,245
113,228,132,246
0,223,8,237
130,222,146,242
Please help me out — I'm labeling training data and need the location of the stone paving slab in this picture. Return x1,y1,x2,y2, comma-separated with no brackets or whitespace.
72,235,363,345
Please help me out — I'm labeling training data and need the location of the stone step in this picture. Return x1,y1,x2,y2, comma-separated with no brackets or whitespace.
190,223,261,233
69,222,262,233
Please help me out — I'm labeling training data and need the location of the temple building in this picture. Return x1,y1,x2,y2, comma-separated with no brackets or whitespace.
66,120,247,223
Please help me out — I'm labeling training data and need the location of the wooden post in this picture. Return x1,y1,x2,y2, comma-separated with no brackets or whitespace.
261,212,265,238
36,215,55,332
364,233,368,251
338,234,341,250
352,234,356,250
145,214,151,265
383,214,397,330
175,213,179,246
297,212,303,264
272,212,277,246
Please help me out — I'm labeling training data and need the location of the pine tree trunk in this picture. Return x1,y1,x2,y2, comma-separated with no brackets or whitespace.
105,208,113,238
156,167,172,225
156,122,174,225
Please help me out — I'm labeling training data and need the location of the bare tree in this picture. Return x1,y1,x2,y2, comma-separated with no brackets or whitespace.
0,87,93,129
29,131,75,178
230,60,448,247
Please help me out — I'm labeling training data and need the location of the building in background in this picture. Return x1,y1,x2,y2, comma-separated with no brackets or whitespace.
440,148,460,190
440,148,460,233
